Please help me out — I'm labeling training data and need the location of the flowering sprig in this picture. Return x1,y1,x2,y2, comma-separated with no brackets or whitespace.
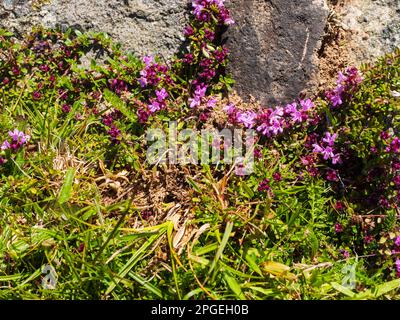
102,110,123,144
385,136,400,154
183,0,234,110
0,129,30,165
148,88,169,113
326,67,363,107
189,84,208,108
312,132,341,165
228,98,316,137
192,0,235,26
1,129,30,152
138,55,171,89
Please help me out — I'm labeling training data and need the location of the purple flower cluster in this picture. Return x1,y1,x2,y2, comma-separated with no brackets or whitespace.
148,88,169,113
335,200,345,211
340,249,350,259
326,67,363,107
138,56,171,88
102,110,123,144
396,259,400,278
272,172,282,182
312,132,341,164
1,129,30,158
192,0,234,25
182,0,233,107
227,99,315,137
335,223,343,234
136,87,170,123
109,78,128,95
62,104,71,113
301,155,319,177
197,96,217,122
326,169,339,182
258,178,271,192
136,55,174,121
385,136,400,154
189,85,208,108
137,107,151,124
107,126,121,145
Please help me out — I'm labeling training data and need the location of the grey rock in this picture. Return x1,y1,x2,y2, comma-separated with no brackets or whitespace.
337,0,400,64
223,0,329,106
0,0,189,59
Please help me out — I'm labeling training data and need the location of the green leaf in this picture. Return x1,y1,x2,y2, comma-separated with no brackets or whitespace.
186,177,202,193
262,261,297,281
209,221,233,274
224,273,246,300
330,282,355,298
374,279,400,297
58,168,75,205
241,181,254,198
308,230,319,258
353,279,400,299
245,250,263,276
249,286,274,297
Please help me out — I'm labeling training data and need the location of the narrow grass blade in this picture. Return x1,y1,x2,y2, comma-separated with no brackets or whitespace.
209,221,233,274
58,168,75,205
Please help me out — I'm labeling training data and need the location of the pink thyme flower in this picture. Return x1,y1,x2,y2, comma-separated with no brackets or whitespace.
273,172,282,182
291,110,303,123
184,25,194,37
312,143,324,153
332,153,341,165
143,55,154,67
395,236,400,247
155,88,168,102
336,71,347,85
391,137,400,153
381,131,391,140
285,103,297,114
364,234,374,244
322,146,335,161
300,99,314,112
189,85,207,108
335,223,343,233
8,129,30,144
340,249,350,258
258,178,271,192
148,100,161,113
192,2,204,19
223,17,235,25
322,132,338,147
396,259,400,275
335,200,344,211
62,104,71,113
237,111,257,129
254,148,262,159
1,140,10,151
326,169,339,182
270,120,283,135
